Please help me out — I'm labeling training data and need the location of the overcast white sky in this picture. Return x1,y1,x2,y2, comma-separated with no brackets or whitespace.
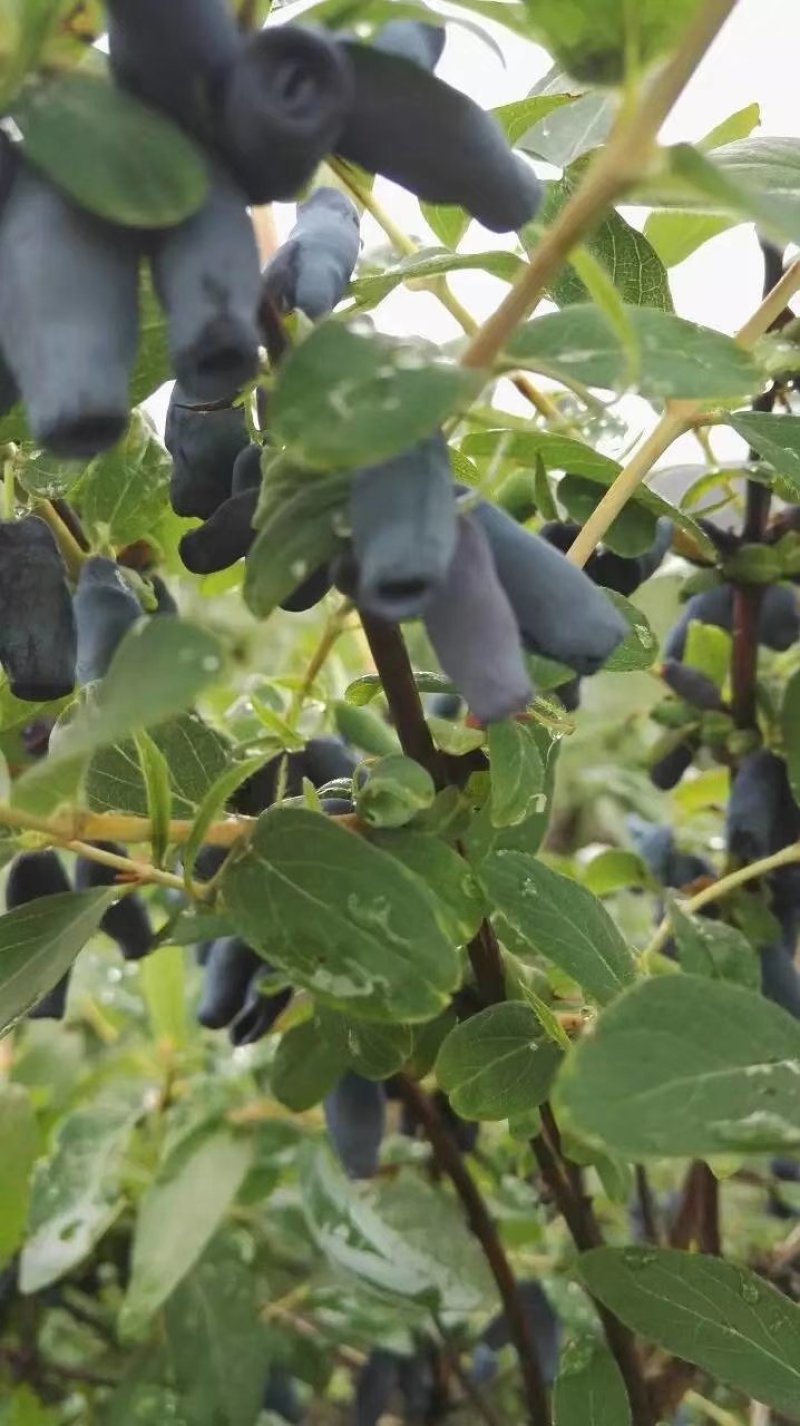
271,0,800,471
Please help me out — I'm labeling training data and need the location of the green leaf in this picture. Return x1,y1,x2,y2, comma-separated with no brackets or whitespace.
86,713,229,818
13,70,208,227
558,474,657,557
221,808,459,1022
29,619,224,772
271,324,482,472
580,1247,800,1420
334,700,399,757
245,470,349,618
488,719,545,828
20,1088,142,1293
271,1015,348,1111
345,670,451,706
0,888,120,1036
729,412,800,497
643,209,735,268
602,592,658,672
355,754,435,829
140,945,188,1048
367,829,487,943
670,902,759,990
520,68,615,167
480,853,636,1005
556,974,800,1158
332,1012,413,1080
700,101,762,152
131,270,171,405
77,413,171,546
0,1085,38,1268
492,92,576,146
435,1002,562,1120
782,668,800,807
463,432,712,556
462,428,621,482
419,199,470,250
522,0,709,85
684,619,731,685
121,1127,254,1338
303,1151,492,1313
506,304,759,400
164,1240,267,1426
650,139,800,252
553,1338,631,1426
134,728,172,868
350,248,524,309
537,182,672,312
0,1385,56,1426
583,849,648,898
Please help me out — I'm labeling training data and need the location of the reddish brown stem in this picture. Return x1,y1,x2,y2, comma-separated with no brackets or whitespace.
398,1077,552,1426
360,615,445,783
532,1119,655,1426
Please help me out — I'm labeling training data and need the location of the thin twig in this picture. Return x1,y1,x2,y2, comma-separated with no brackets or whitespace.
460,0,739,373
567,259,800,568
531,1118,654,1426
397,1077,552,1426
634,1166,660,1245
360,615,445,782
644,841,800,959
433,1313,504,1426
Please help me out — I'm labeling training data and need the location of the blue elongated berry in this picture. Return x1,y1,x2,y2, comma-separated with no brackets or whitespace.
231,442,262,496
0,164,139,457
424,514,533,724
761,937,800,1020
372,19,446,70
261,187,360,321
149,168,261,403
262,1367,303,1423
726,749,794,864
7,850,70,907
650,740,694,791
355,1351,398,1426
350,433,457,621
336,43,541,233
229,973,292,1046
165,382,248,519
282,566,332,612
197,936,262,1029
74,843,154,961
222,26,354,203
666,582,800,660
7,852,73,1020
27,973,71,1022
0,347,18,419
482,1280,561,1386
661,659,724,711
324,1071,386,1178
73,557,142,685
473,500,628,674
0,516,76,702
179,487,258,574
304,737,358,787
627,816,712,887
107,0,240,141
150,575,178,615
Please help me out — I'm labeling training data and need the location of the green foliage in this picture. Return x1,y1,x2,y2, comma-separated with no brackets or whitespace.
556,976,800,1157
0,5,798,1424
581,1248,800,1417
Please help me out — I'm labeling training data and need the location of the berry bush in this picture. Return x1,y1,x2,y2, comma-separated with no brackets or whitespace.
0,1,797,1423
